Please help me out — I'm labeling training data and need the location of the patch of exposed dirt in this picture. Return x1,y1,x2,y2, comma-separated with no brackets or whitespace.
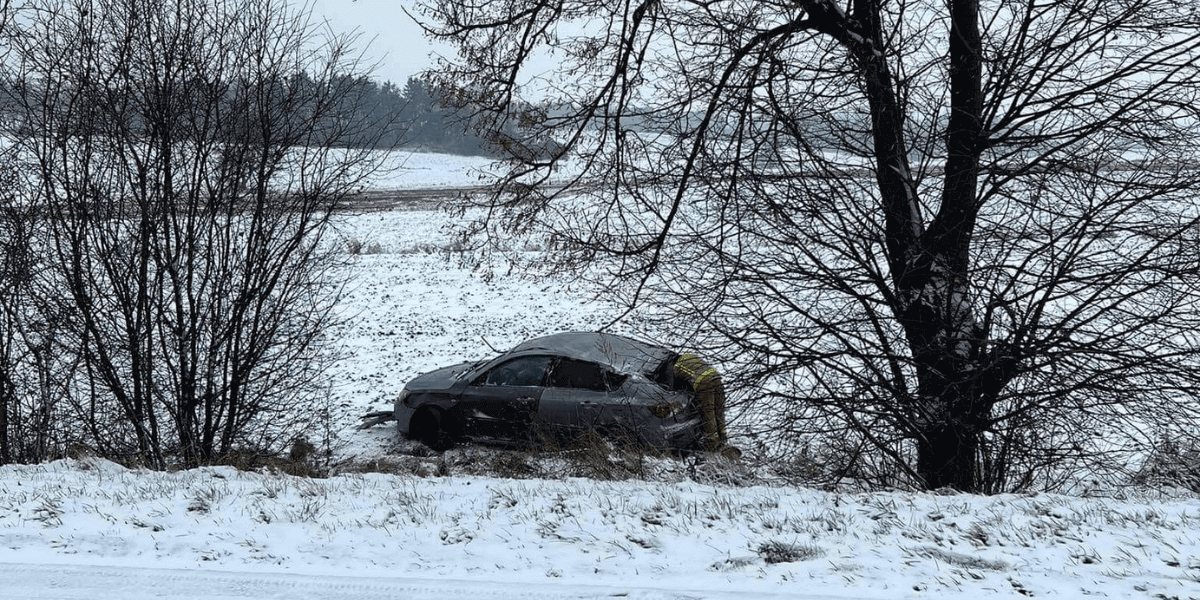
338,186,493,213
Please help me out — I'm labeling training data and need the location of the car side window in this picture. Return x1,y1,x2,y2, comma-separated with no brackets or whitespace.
477,356,553,387
547,358,611,392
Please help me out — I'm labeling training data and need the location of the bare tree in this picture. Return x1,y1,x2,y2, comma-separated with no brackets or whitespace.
417,0,1200,491
0,161,26,465
3,0,394,467
0,0,52,465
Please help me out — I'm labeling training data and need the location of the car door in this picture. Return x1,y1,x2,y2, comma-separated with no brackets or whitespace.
461,355,553,441
538,358,617,439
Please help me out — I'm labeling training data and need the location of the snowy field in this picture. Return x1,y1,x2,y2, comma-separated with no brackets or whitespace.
1,152,1199,599
364,150,502,191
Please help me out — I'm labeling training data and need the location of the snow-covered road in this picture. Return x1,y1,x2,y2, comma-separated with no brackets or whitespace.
0,563,873,600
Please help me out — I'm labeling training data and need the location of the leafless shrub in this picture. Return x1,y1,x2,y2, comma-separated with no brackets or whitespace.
1,0,396,468
1131,438,1200,492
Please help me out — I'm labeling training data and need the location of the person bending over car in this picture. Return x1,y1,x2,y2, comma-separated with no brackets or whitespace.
673,353,728,451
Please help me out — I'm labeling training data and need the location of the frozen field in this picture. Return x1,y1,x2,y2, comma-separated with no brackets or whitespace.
1,153,1199,599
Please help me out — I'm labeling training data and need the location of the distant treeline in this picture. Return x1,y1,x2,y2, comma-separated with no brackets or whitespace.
361,76,497,156
0,74,531,158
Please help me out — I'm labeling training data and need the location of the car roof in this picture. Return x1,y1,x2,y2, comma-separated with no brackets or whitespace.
507,332,675,375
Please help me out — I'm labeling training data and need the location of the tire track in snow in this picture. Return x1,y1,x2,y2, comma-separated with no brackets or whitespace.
0,561,872,600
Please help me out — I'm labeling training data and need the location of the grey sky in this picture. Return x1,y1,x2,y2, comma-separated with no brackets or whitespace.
309,0,450,85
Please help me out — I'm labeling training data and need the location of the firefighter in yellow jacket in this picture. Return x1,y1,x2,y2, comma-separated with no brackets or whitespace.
673,353,728,451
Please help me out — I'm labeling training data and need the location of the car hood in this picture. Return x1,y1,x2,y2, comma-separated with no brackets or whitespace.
405,361,478,392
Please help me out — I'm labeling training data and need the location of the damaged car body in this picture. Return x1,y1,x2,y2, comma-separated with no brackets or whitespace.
395,332,704,451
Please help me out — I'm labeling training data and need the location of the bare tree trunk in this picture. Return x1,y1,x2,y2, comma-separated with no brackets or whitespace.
826,0,988,490
910,0,986,490
0,327,11,464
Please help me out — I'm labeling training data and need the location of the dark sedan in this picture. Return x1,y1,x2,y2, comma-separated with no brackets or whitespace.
394,332,704,451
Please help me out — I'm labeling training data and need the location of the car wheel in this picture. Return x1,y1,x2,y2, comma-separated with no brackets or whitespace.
411,408,453,451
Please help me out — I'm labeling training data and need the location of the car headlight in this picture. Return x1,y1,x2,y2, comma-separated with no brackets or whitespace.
398,388,413,408
648,401,683,419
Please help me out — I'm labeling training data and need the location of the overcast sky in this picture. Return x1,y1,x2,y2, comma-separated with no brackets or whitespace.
309,0,451,85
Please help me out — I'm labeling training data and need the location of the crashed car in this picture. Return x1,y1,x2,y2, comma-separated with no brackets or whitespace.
395,332,704,451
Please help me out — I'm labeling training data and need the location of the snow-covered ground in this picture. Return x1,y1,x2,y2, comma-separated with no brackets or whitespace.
1,458,1198,599
2,152,1199,599
364,150,501,190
